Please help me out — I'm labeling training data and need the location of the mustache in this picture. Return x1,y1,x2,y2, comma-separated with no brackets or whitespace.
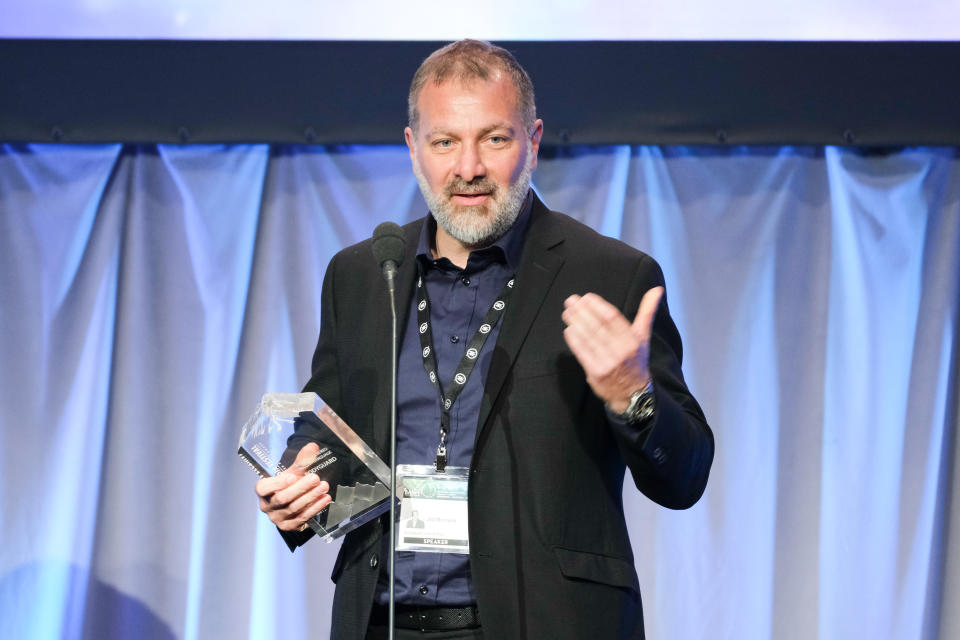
445,178,499,197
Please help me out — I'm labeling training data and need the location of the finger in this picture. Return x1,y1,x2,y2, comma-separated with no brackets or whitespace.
562,294,628,345
262,475,320,520
563,324,597,369
563,292,620,324
255,471,298,498
279,493,333,531
564,321,630,381
272,472,322,507
631,286,664,342
272,442,321,490
286,480,331,516
301,493,333,521
563,318,615,369
291,442,321,472
563,294,635,364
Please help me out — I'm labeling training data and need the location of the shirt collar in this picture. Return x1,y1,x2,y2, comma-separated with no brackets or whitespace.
415,189,533,274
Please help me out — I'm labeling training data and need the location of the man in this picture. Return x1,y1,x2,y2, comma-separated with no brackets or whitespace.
256,40,713,639
407,511,425,529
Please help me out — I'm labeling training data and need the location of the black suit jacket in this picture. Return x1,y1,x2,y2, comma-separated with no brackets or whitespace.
286,195,714,639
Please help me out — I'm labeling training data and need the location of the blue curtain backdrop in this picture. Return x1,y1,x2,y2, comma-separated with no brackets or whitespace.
0,143,958,640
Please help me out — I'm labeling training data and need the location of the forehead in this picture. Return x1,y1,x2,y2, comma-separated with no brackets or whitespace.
416,74,523,132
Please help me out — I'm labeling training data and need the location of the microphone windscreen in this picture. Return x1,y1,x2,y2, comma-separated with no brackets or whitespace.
372,221,406,269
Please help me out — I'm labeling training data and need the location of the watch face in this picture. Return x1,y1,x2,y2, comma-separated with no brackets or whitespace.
613,382,655,422
627,385,656,423
635,395,656,421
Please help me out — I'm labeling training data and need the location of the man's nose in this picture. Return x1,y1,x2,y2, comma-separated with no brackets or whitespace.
454,143,485,182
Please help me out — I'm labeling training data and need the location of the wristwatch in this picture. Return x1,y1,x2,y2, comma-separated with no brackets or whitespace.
613,379,656,424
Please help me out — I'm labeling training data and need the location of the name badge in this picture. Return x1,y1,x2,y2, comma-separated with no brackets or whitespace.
395,464,469,554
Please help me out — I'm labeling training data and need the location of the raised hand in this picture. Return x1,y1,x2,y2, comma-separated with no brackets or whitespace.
561,286,663,413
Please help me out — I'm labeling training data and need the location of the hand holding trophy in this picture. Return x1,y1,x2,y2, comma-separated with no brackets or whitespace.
240,393,392,541
255,442,333,532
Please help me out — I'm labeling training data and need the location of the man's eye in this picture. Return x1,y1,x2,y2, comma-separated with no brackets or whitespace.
489,136,507,145
434,139,452,148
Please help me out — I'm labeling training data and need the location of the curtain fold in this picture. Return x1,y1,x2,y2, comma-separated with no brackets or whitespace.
0,143,957,640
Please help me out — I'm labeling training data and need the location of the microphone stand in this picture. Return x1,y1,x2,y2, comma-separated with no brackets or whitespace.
384,262,399,640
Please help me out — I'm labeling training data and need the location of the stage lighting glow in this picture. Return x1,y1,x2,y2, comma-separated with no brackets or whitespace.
1,0,958,41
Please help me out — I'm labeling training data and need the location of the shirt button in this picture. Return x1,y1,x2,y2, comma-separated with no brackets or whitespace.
450,335,459,343
419,584,429,595
369,554,379,569
461,276,471,286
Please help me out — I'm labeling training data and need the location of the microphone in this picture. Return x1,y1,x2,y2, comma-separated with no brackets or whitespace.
372,222,406,292
371,221,405,640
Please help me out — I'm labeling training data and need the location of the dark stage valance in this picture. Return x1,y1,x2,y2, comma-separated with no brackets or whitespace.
3,39,959,145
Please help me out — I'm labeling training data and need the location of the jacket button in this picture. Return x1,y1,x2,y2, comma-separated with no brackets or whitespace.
369,554,379,569
419,585,429,595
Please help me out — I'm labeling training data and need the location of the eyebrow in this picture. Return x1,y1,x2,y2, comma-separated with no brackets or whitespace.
479,123,516,137
426,122,517,138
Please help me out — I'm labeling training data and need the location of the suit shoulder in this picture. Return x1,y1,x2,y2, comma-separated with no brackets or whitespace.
540,207,657,270
328,218,423,270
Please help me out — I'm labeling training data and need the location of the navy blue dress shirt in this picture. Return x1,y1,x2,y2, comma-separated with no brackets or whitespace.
374,194,532,606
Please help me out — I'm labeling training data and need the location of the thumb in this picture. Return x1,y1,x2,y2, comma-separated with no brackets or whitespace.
631,286,664,341
290,442,320,476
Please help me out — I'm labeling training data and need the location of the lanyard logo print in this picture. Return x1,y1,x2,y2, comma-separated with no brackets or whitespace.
415,264,515,472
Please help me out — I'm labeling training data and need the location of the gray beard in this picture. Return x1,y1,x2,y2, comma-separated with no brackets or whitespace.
413,148,533,250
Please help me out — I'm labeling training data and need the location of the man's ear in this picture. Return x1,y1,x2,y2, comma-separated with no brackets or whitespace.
529,119,544,169
404,126,416,159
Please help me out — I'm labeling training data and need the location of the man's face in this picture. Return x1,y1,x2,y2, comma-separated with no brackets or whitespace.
405,74,543,249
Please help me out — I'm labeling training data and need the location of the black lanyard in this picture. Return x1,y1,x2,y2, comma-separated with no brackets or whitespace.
415,263,515,472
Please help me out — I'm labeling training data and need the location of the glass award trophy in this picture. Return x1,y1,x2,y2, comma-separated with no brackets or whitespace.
238,392,392,542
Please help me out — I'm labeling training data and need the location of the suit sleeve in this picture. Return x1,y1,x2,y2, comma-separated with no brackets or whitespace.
607,254,714,510
278,253,344,550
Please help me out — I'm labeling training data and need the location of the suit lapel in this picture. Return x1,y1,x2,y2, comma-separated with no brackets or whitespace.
475,199,565,444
